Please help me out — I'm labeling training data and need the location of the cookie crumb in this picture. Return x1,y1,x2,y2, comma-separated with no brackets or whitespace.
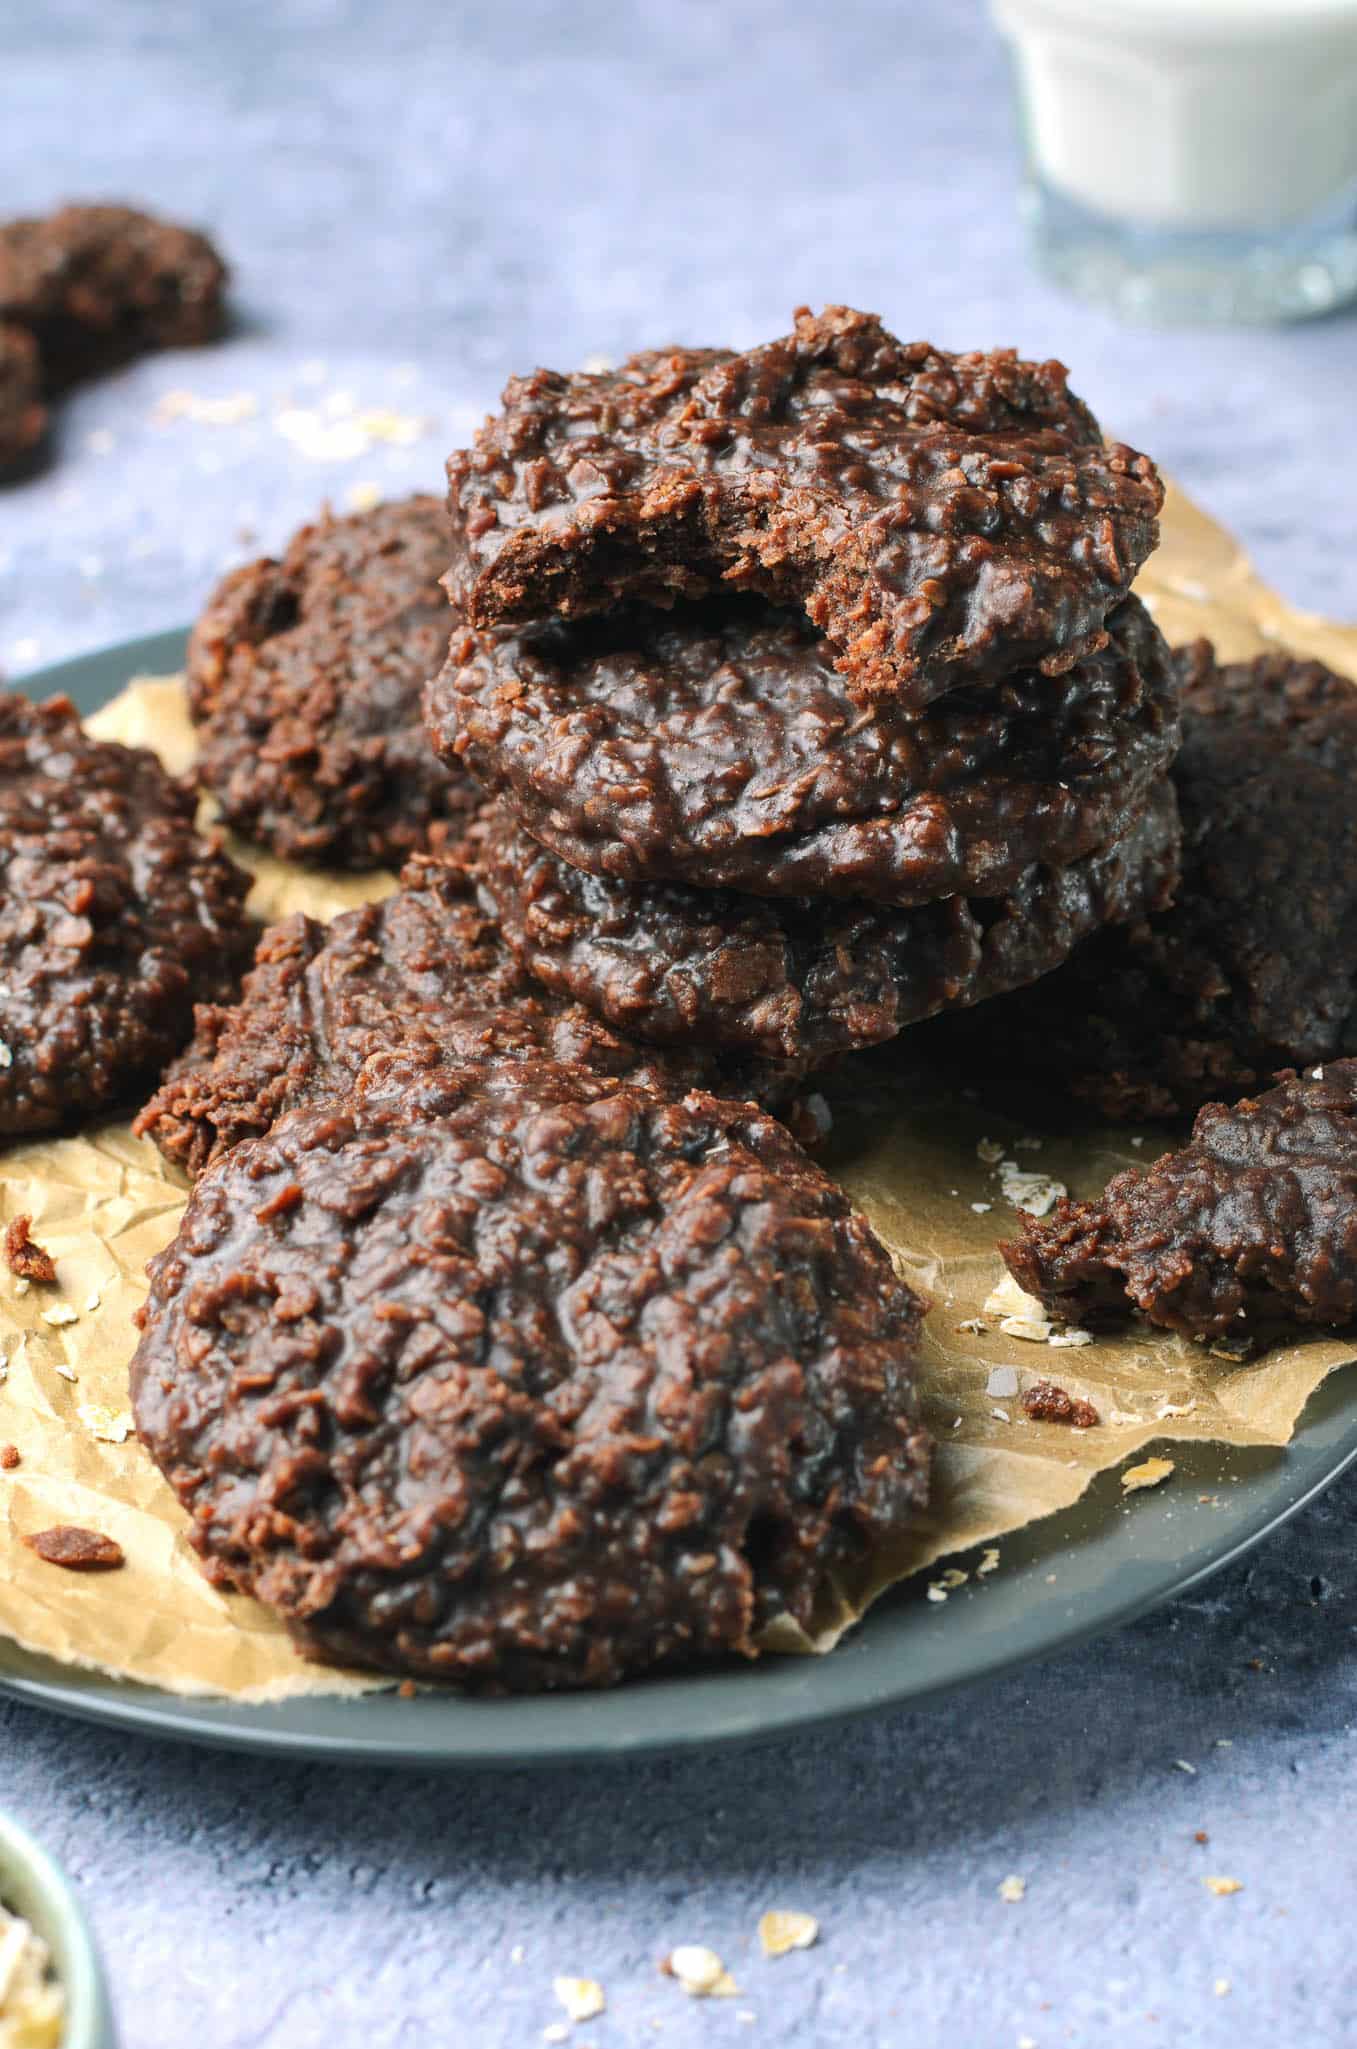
1021,1380,1100,1428
998,1159,1067,1217
154,389,258,427
76,1402,133,1444
976,1547,1001,1577
999,1313,1054,1343
1204,1876,1242,1897
0,1443,19,1469
662,1947,738,1997
24,1524,124,1569
758,1911,819,1958
1122,1456,1175,1492
5,1215,56,1284
554,1977,606,2023
998,1875,1026,1904
983,1273,1043,1323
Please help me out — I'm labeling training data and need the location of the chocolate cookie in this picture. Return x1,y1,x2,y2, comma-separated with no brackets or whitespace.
131,1063,931,1690
436,592,1178,905
188,497,475,870
1003,1061,1357,1342
0,202,227,391
135,840,812,1179
0,693,252,1135
941,646,1357,1121
447,305,1163,709
0,323,45,469
476,780,1180,1063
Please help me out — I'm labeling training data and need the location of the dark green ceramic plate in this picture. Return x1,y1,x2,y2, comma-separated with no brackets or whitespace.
2,631,1355,1771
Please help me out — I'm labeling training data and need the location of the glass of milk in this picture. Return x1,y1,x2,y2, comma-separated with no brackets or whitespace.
991,0,1357,321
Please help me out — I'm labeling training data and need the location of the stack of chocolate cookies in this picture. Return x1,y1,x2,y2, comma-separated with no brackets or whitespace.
126,306,1185,1695
427,305,1181,1089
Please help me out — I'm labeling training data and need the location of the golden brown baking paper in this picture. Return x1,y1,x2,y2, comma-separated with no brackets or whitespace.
1,481,1355,1699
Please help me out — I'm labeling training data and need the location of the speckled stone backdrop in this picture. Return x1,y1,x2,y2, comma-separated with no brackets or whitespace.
3,4,1357,2046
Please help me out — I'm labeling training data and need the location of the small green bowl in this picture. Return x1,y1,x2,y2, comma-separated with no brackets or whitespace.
0,1813,117,2049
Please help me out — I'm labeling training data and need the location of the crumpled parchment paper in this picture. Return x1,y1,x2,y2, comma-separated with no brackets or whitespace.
0,481,1354,1698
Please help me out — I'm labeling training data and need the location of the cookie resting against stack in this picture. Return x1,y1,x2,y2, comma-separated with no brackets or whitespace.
1005,1060,1357,1344
130,305,1187,1692
0,693,251,1135
187,496,480,871
937,645,1357,1120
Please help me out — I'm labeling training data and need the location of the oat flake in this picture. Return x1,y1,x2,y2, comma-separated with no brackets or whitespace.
553,1977,606,2023
1122,1457,1175,1493
757,1910,818,1958
76,1403,133,1444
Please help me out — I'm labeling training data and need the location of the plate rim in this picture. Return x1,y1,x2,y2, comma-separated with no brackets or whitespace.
3,628,1356,1771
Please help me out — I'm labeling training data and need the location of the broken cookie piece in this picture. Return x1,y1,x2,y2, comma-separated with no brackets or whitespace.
1020,1380,1099,1427
946,645,1357,1120
5,1214,56,1284
24,1524,125,1570
1003,1061,1357,1340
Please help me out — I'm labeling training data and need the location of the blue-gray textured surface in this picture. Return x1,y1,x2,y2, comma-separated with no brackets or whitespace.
2,4,1356,2045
